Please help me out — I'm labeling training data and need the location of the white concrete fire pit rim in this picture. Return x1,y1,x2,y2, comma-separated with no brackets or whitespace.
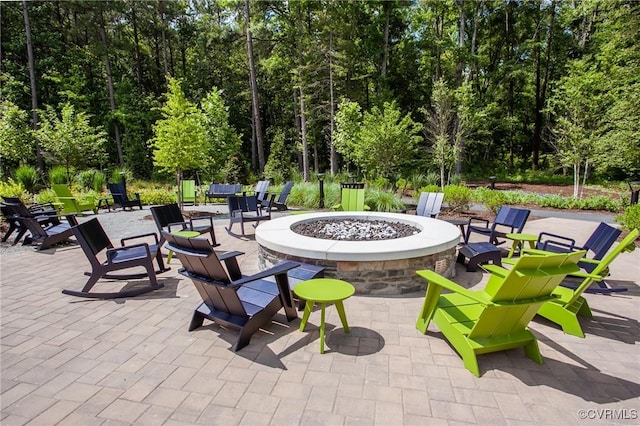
255,211,460,261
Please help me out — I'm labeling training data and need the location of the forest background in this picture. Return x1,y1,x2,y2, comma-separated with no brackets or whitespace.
1,0,639,193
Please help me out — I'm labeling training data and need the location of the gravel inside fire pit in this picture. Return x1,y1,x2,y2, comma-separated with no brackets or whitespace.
291,219,420,241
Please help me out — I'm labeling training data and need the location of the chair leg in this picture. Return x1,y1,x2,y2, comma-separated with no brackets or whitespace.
524,338,543,365
188,310,206,331
80,272,102,293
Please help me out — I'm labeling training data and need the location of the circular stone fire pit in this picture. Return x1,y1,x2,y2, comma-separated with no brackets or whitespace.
255,212,460,295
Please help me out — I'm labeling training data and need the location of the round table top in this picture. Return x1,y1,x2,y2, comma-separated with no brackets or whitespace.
171,230,200,238
293,278,355,303
506,233,538,241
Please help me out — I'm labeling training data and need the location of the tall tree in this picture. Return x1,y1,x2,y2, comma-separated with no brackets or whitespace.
22,0,44,173
244,0,265,173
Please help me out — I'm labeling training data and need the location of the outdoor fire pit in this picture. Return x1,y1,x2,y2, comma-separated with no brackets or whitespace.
255,212,460,295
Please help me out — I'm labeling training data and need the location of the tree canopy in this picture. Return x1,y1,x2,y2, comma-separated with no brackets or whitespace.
1,0,638,183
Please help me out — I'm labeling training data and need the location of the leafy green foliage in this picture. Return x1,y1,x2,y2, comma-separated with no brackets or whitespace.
443,185,472,212
0,178,27,199
615,204,640,232
48,166,68,185
364,187,406,212
264,129,293,184
151,78,210,185
0,101,33,172
14,165,39,194
414,185,441,201
335,100,422,181
472,188,508,214
36,103,108,182
201,87,242,177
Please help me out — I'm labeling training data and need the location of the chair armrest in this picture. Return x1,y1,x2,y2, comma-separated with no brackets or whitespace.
538,232,575,251
167,221,190,232
189,216,214,227
120,232,159,246
231,261,299,287
467,217,489,227
217,250,244,261
416,269,493,305
482,264,510,278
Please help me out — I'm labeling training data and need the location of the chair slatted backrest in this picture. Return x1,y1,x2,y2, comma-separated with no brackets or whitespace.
228,195,259,214
341,182,366,211
163,233,247,316
2,203,48,239
494,206,531,233
150,204,186,232
108,183,129,205
582,222,621,261
568,228,639,305
254,180,270,204
72,218,113,264
181,180,196,204
277,181,294,204
416,192,444,218
469,251,585,339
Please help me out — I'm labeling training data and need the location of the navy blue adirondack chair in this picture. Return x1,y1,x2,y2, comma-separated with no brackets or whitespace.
535,222,626,293
464,206,531,245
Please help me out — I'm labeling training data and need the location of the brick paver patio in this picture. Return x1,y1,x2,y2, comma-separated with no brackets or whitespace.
1,210,639,425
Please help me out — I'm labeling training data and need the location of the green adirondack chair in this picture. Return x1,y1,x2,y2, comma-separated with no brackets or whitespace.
536,228,639,338
416,250,585,377
179,180,197,205
52,184,98,215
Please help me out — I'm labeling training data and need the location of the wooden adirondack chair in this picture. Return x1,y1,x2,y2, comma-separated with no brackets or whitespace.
150,203,218,246
333,182,369,211
4,200,78,249
535,222,624,293
163,232,299,351
1,196,59,244
179,180,197,205
535,228,639,338
270,181,294,211
52,184,98,215
416,192,444,218
62,218,167,298
416,250,585,376
226,194,275,236
107,183,142,210
464,205,530,245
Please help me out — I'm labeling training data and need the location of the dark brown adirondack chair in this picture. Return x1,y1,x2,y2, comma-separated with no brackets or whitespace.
226,194,275,236
3,199,77,249
107,183,142,210
62,218,168,298
1,197,59,244
150,203,218,246
163,232,298,351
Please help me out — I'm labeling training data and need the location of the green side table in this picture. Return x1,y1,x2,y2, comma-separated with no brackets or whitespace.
167,230,200,263
506,233,538,259
294,278,355,353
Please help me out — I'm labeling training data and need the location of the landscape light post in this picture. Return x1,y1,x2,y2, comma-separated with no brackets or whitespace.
318,173,325,209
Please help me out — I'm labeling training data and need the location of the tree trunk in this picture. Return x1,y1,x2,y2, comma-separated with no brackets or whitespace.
532,1,555,169
296,7,310,182
328,31,338,176
159,0,169,77
292,88,303,171
130,1,143,90
381,2,391,77
22,0,44,174
98,6,124,167
244,0,265,173
454,0,466,174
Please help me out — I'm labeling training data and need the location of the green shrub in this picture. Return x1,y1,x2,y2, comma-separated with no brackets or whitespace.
75,169,98,191
14,165,39,193
414,185,441,201
473,187,508,214
365,187,405,212
93,171,106,192
137,187,177,205
0,178,28,199
109,167,134,185
48,166,68,185
615,204,640,232
444,185,472,212
34,189,57,205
